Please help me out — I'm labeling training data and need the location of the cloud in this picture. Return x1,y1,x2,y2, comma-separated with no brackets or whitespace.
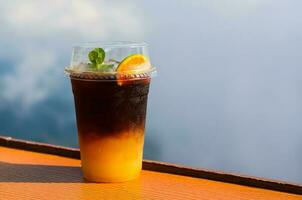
1,0,144,40
0,0,146,111
1,47,56,112
185,0,271,17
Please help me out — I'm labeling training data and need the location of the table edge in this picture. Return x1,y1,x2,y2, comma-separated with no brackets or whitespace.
0,135,301,195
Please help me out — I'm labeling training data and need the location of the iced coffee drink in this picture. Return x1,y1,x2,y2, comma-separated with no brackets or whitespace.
65,42,156,182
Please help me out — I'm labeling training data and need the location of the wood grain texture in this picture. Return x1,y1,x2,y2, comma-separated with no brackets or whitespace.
1,135,302,195
0,147,301,200
143,160,302,195
0,136,80,159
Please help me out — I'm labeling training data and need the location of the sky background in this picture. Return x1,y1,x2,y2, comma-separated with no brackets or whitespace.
0,0,302,184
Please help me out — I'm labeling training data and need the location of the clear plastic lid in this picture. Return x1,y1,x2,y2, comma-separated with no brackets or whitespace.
65,41,157,80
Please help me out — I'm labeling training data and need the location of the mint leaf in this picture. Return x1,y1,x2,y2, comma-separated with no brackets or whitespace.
96,57,104,64
97,63,114,71
88,50,98,64
102,64,114,69
95,48,105,63
88,48,107,70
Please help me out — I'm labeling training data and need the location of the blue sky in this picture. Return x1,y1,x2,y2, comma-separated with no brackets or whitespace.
0,0,302,183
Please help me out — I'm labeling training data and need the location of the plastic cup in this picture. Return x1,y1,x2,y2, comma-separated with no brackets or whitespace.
65,42,156,182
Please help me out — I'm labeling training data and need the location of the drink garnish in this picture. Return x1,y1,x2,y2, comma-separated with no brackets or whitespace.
116,54,151,85
86,50,151,77
117,54,151,73
89,48,105,64
88,48,115,71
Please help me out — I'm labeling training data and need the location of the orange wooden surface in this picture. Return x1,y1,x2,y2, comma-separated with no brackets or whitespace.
0,146,301,200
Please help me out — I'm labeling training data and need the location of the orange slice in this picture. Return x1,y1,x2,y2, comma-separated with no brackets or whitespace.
116,54,151,85
117,54,151,73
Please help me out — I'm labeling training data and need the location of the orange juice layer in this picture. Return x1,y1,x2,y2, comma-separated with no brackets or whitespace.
79,130,144,182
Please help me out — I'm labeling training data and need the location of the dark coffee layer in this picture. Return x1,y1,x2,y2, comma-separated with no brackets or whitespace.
71,77,150,138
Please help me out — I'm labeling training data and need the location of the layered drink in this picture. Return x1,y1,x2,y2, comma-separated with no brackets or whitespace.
65,42,156,182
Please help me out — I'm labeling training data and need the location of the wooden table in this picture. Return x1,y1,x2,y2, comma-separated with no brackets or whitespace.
0,136,301,199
